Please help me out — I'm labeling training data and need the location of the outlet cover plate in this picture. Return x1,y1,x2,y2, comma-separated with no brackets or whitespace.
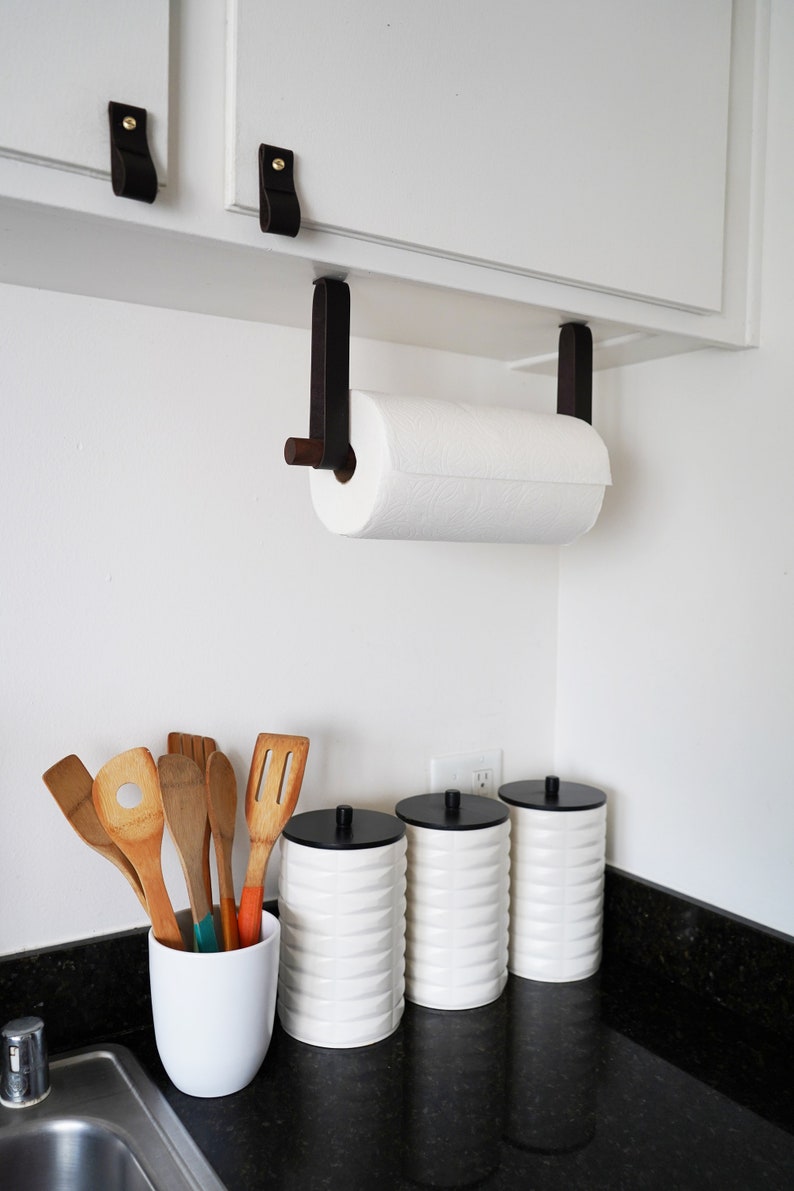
429,749,503,798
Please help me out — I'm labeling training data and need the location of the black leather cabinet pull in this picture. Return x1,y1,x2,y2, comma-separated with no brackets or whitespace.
259,144,301,237
108,102,158,203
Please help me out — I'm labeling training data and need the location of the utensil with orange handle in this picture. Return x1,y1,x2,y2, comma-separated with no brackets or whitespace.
238,733,309,948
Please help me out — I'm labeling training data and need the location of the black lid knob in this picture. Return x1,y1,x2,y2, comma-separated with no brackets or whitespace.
444,789,461,811
545,775,560,800
336,804,353,829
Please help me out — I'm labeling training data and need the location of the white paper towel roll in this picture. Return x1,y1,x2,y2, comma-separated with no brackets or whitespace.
309,392,611,544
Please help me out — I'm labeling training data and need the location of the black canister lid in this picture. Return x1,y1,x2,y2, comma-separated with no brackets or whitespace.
498,775,606,812
282,804,406,850
395,788,509,831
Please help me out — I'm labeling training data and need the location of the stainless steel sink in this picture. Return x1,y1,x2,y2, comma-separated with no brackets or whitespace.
0,1044,226,1190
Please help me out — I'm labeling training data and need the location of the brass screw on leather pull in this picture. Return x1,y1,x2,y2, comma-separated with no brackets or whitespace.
271,157,285,171
122,115,137,131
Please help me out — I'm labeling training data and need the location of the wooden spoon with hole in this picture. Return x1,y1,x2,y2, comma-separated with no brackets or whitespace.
238,733,309,948
92,747,184,950
158,754,220,953
42,754,147,912
206,751,239,951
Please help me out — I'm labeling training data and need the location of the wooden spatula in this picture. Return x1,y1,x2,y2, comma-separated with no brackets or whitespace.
92,747,184,950
158,754,220,953
42,754,147,911
238,733,309,948
206,751,239,951
167,732,216,906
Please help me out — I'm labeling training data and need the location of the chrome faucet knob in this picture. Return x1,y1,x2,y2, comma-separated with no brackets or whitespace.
1,1016,51,1108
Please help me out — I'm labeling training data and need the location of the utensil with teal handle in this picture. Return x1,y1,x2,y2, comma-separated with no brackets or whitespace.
167,731,217,906
158,753,219,953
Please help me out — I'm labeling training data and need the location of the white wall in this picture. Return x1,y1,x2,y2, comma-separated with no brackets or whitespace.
555,0,794,936
4,5,793,956
0,285,559,955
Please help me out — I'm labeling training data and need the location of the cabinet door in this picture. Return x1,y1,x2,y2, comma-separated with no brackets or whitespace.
227,0,733,313
0,0,169,185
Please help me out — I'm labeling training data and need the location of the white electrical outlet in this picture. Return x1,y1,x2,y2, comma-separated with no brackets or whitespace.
472,768,496,797
429,749,502,798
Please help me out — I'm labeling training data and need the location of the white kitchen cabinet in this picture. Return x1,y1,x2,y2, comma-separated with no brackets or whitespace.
0,1,769,370
0,0,169,189
227,0,734,314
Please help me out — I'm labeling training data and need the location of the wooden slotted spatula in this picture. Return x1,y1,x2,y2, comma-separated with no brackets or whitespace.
238,733,309,948
206,751,239,951
92,747,184,950
158,754,220,953
42,754,148,912
167,732,216,906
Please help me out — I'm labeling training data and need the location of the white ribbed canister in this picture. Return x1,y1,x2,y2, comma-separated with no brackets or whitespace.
395,790,510,1010
499,776,607,983
277,804,407,1049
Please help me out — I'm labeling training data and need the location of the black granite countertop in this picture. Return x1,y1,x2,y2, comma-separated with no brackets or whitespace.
3,871,793,1190
110,957,794,1191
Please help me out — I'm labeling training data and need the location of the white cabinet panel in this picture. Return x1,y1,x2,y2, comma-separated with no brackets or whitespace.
0,1,767,366
227,0,732,312
0,0,170,183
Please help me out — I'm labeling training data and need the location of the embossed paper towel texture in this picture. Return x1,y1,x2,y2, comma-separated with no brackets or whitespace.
310,392,612,544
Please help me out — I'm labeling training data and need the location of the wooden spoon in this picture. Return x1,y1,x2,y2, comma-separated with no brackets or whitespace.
158,754,220,953
92,747,184,950
42,754,147,912
238,733,309,948
167,732,216,905
206,751,239,951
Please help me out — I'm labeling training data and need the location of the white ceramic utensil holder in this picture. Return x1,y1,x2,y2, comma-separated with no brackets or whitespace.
277,805,407,1049
148,909,280,1097
499,776,607,983
396,789,510,1010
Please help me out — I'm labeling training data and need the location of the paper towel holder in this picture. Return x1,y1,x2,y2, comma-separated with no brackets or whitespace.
284,277,357,480
284,280,593,478
557,322,592,424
